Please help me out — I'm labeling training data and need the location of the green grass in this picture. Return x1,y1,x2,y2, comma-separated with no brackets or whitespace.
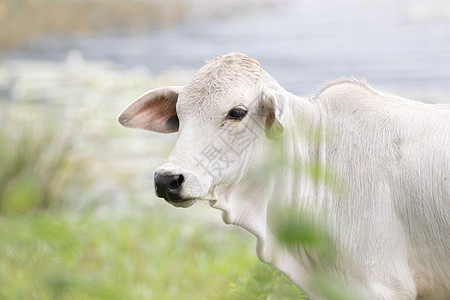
0,212,305,299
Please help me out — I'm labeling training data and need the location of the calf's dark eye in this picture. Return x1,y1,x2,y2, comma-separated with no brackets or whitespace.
226,107,248,121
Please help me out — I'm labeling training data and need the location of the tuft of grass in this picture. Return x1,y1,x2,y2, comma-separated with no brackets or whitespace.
226,263,307,300
0,104,91,215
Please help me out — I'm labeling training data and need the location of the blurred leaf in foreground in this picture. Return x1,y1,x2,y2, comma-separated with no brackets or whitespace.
311,275,361,300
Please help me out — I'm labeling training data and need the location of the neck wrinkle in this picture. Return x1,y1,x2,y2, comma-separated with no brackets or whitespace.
258,94,325,263
275,94,325,212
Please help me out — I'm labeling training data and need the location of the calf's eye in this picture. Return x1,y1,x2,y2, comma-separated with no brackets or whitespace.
226,107,248,121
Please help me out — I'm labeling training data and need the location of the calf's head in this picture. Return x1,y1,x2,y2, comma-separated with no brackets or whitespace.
118,53,285,210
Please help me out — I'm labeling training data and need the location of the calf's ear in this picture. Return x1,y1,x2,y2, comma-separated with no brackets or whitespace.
262,91,285,139
118,86,182,133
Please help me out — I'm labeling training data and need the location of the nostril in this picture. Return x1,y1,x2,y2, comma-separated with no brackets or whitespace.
154,173,185,201
169,174,184,191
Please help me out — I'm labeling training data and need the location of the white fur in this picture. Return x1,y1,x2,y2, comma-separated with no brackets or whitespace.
119,53,450,299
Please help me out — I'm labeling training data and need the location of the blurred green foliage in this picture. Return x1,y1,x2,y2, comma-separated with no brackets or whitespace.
273,209,361,300
259,119,361,300
274,210,330,248
311,276,361,300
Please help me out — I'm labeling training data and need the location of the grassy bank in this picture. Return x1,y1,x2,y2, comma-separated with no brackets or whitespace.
0,212,305,299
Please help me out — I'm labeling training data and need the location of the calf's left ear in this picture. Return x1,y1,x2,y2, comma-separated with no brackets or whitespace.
262,91,286,139
118,86,183,133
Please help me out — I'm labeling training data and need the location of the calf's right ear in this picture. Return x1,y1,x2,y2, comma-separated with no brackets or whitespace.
262,91,286,139
118,86,183,133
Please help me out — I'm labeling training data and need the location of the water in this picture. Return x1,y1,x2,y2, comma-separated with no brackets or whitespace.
2,0,450,97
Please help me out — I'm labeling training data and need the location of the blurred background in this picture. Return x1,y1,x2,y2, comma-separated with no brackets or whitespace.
0,0,449,299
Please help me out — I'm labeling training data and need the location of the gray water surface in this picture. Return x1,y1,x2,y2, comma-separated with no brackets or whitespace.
3,0,450,96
